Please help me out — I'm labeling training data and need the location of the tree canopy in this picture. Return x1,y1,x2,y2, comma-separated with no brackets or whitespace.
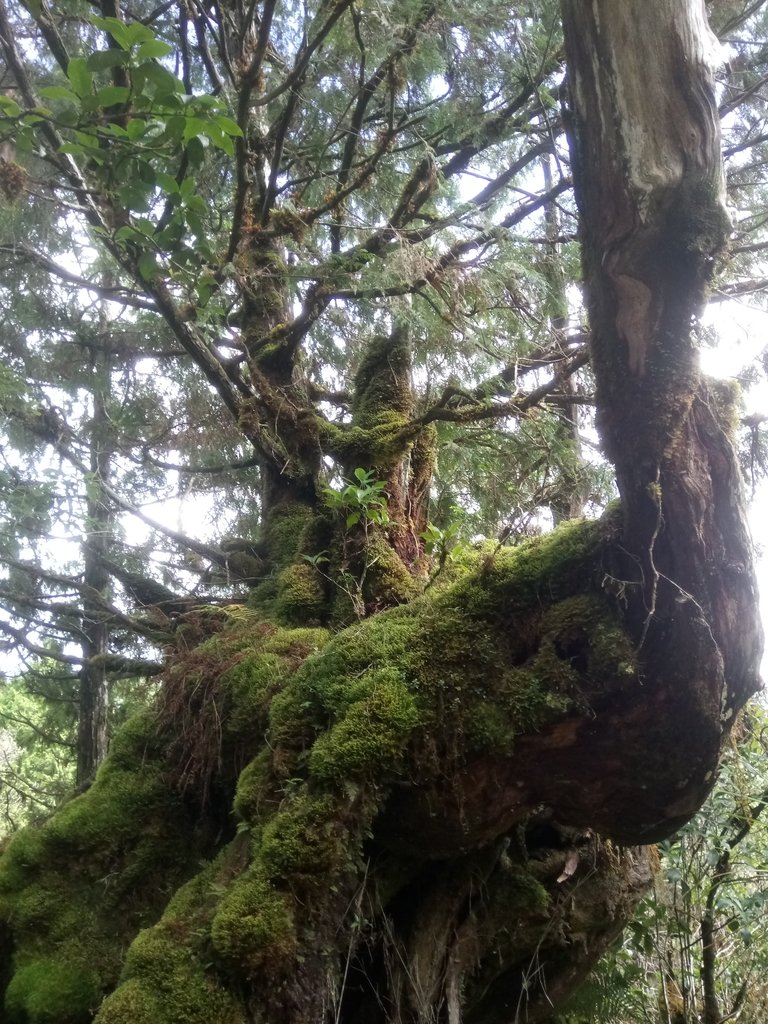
0,0,765,1022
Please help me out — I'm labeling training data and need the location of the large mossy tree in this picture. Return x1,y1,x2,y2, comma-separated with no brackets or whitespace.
0,0,764,1021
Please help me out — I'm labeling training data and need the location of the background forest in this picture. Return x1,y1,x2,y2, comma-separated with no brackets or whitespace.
0,0,768,1021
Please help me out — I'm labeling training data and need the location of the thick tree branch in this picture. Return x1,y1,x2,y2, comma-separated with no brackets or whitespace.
0,244,157,312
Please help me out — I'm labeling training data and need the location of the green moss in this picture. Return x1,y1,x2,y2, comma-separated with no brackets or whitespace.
361,535,423,608
308,668,421,782
91,979,162,1024
275,561,327,624
268,610,421,753
96,928,243,1024
262,501,315,568
528,594,637,701
210,865,297,973
465,702,520,755
95,846,252,1023
5,960,100,1024
492,867,551,920
320,328,416,467
320,418,413,467
99,708,165,773
0,710,217,1020
0,828,45,894
352,331,412,429
232,748,275,823
461,514,615,615
260,791,348,881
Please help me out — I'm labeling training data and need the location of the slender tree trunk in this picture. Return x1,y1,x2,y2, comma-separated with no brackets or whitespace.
77,355,111,784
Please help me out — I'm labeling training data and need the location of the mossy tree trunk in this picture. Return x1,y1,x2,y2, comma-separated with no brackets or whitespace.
254,322,435,627
209,10,436,611
229,64,433,622
0,4,762,1024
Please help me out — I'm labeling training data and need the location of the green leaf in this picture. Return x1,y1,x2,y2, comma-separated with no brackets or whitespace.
126,118,147,140
95,85,131,108
57,141,89,159
161,114,187,143
191,95,220,109
186,136,206,167
114,225,139,242
185,207,207,241
39,86,80,104
0,95,21,117
91,16,131,49
205,126,234,156
66,58,92,98
102,123,130,139
137,160,156,185
137,252,157,280
74,129,99,150
86,49,132,72
183,117,208,143
136,40,173,60
211,115,243,137
155,171,180,195
139,62,184,97
122,21,156,47
155,219,184,248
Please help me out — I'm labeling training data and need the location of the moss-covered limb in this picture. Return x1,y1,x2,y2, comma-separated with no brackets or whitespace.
252,328,437,623
335,328,431,503
265,514,633,857
0,510,742,1023
247,499,336,622
318,328,434,580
